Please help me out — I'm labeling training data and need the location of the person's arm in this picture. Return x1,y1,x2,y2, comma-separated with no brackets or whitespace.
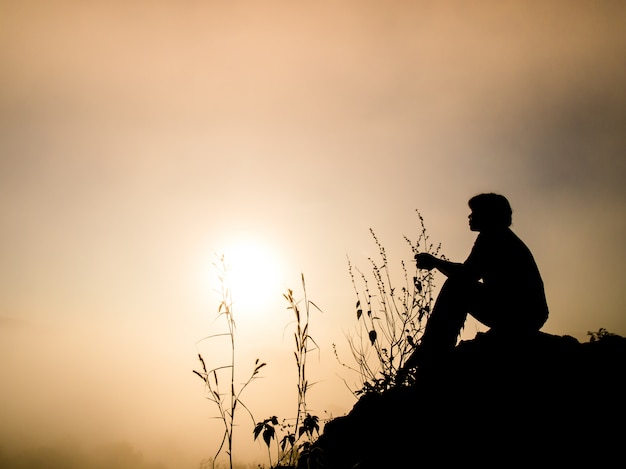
415,253,465,278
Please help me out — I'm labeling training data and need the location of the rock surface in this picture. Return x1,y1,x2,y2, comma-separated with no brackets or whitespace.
301,331,626,468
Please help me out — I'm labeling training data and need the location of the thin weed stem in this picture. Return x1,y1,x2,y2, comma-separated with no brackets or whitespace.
194,254,265,469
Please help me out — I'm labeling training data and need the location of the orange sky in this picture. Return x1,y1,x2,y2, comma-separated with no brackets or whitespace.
1,1,625,466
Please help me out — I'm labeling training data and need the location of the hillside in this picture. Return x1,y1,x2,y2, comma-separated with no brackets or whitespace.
300,330,626,468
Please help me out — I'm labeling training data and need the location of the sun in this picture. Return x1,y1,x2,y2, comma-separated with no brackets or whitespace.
213,238,284,315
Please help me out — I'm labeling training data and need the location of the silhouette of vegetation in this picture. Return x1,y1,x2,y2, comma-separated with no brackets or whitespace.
335,211,444,395
193,254,266,469
587,327,617,342
254,274,323,468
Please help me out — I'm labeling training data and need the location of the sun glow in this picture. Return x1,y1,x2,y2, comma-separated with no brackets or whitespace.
211,239,285,317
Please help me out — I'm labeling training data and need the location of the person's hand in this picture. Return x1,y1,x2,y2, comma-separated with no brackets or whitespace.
415,253,436,270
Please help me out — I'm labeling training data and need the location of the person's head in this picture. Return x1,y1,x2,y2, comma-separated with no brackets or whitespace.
467,193,512,231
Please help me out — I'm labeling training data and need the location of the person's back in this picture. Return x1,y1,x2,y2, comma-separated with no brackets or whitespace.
465,226,549,331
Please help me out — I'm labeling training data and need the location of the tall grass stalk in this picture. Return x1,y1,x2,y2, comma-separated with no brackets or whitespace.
194,255,265,469
254,274,322,468
337,211,444,395
287,275,320,443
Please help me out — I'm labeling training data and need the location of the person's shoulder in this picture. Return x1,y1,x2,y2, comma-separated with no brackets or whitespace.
505,228,528,244
504,228,536,256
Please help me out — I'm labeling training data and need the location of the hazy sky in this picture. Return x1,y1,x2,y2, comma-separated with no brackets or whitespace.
2,0,625,466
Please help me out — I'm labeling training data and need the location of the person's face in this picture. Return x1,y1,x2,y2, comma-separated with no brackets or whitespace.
468,210,483,232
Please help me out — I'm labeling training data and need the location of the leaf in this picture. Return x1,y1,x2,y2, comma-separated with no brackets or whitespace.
253,422,264,440
309,300,323,313
280,434,295,452
368,330,377,345
407,335,415,346
357,309,363,320
192,370,205,382
198,354,207,373
303,413,319,436
262,426,275,447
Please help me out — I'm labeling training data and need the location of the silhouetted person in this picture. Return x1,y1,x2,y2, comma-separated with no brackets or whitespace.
403,193,549,373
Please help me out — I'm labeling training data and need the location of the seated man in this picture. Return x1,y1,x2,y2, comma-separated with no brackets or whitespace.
404,193,549,371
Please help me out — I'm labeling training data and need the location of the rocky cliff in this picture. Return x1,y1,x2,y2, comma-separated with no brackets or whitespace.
301,330,626,468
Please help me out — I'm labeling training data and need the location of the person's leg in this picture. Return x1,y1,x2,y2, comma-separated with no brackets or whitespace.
421,277,471,349
468,305,499,329
408,276,474,368
468,288,519,331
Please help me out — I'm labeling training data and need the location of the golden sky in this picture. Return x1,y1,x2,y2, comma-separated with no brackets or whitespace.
1,0,625,466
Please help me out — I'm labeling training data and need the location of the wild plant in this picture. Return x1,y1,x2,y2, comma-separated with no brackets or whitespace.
194,254,266,469
254,274,322,468
335,211,445,395
587,328,617,342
